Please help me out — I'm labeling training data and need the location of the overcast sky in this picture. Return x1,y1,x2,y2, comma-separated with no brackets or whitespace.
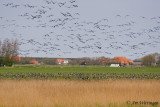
0,0,160,60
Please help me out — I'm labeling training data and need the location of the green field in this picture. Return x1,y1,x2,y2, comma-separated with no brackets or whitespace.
0,65,160,74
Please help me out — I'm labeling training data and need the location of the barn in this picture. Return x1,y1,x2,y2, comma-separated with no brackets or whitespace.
29,60,39,64
110,56,134,66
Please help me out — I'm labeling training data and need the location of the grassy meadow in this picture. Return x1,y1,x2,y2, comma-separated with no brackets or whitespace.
0,65,160,74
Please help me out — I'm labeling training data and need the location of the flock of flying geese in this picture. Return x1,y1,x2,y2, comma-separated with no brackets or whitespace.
0,0,160,59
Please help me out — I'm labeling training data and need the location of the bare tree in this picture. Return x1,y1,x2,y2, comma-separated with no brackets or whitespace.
0,39,19,66
11,39,19,56
0,39,19,57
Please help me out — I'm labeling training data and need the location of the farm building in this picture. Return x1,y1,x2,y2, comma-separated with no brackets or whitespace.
29,60,39,64
63,60,69,64
133,61,142,66
57,59,69,64
110,57,133,66
110,64,120,67
57,59,64,64
9,56,21,62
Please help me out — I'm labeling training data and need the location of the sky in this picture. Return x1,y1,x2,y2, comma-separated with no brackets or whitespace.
0,0,160,60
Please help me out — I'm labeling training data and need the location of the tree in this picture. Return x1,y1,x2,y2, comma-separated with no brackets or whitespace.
0,39,19,66
0,39,19,57
141,54,155,66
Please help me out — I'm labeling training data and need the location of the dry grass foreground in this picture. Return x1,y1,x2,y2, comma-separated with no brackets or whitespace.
0,80,159,107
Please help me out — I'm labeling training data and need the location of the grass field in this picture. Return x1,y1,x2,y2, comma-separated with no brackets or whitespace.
0,65,160,74
0,80,159,107
0,65,160,80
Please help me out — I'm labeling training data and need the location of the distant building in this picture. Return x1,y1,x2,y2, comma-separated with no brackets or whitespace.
133,61,142,66
63,60,69,64
109,56,134,66
57,59,64,64
9,56,21,62
29,60,38,64
57,59,69,64
80,61,86,65
110,64,120,67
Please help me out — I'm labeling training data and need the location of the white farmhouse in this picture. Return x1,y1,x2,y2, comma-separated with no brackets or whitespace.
110,64,120,67
63,60,69,64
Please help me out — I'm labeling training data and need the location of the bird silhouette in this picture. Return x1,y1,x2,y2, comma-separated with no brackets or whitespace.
0,0,160,59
